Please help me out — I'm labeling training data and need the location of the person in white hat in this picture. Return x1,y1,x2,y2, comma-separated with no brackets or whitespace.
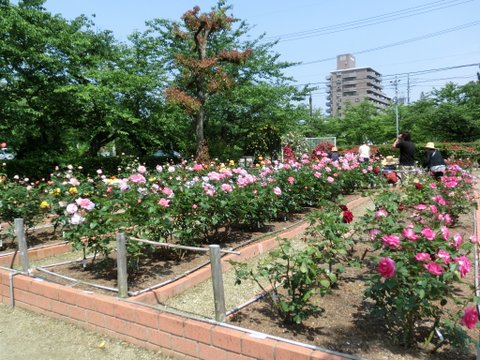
423,142,445,179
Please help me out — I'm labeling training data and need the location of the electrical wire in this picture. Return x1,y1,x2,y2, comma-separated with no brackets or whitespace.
296,21,480,67
294,62,480,87
264,0,473,42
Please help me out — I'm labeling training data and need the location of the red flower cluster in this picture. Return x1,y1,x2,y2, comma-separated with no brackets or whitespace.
373,166,380,175
342,210,354,223
415,183,423,190
283,145,296,162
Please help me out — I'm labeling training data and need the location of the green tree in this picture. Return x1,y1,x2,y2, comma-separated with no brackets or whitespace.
403,81,480,143
144,1,310,160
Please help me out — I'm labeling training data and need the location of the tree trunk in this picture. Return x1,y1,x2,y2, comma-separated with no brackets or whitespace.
195,109,205,160
86,131,116,157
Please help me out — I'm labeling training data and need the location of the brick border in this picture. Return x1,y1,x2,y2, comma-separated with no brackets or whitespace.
0,198,373,359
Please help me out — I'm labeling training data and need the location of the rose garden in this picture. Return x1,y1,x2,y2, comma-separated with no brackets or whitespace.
2,1,480,359
1,144,479,359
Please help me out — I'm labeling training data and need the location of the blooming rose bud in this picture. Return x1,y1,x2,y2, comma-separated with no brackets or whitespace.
377,257,396,278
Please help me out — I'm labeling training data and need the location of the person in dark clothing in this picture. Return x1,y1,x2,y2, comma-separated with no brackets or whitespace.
392,132,416,166
423,142,446,180
328,146,340,161
392,132,416,183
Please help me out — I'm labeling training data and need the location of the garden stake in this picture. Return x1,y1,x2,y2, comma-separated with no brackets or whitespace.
209,245,226,322
116,233,128,298
14,218,30,275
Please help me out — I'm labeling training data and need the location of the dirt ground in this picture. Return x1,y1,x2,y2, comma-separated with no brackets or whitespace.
227,204,479,360
0,304,174,360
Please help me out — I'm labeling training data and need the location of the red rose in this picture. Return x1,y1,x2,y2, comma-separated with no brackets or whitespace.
373,167,380,175
342,210,354,223
415,183,423,189
339,204,348,211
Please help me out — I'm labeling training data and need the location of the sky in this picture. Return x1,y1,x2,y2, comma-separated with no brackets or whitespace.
41,0,480,111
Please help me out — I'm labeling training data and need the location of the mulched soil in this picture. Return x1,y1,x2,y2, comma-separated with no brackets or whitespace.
31,210,312,295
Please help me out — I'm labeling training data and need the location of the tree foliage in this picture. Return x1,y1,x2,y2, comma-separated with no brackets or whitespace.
1,0,479,161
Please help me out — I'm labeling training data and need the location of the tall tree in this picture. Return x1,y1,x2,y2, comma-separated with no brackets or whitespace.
145,1,310,160
158,3,252,159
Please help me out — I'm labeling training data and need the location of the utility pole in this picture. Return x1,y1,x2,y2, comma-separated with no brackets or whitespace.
407,73,410,104
390,77,400,136
309,93,313,117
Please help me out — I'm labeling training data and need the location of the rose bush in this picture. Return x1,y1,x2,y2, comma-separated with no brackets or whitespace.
362,165,478,349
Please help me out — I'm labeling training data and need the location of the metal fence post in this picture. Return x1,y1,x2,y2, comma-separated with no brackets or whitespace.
14,218,30,274
209,244,226,322
116,233,128,298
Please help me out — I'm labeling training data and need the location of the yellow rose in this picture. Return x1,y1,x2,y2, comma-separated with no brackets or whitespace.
39,201,50,209
69,187,78,194
52,188,61,196
229,160,235,166
148,177,156,182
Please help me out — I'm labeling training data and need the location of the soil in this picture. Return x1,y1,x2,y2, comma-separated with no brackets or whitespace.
0,224,65,255
228,208,479,360
29,209,316,296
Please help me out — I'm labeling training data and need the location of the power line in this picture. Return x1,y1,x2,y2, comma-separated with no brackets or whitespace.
294,62,480,87
296,21,480,67
264,0,473,42
382,62,480,79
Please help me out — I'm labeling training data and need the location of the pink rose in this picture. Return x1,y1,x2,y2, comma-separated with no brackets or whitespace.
162,187,174,196
429,205,438,214
470,235,478,244
327,176,334,183
460,307,478,329
137,165,147,174
440,225,449,241
75,198,95,211
374,209,388,219
415,252,431,262
454,256,471,278
452,233,463,249
69,178,80,186
421,227,435,240
193,163,203,171
377,257,396,278
382,235,401,249
70,213,85,225
369,229,381,241
424,262,444,276
221,183,233,192
66,203,78,214
287,176,295,184
402,228,419,241
314,172,321,178
273,186,282,196
436,249,451,264
158,198,170,207
129,173,146,184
